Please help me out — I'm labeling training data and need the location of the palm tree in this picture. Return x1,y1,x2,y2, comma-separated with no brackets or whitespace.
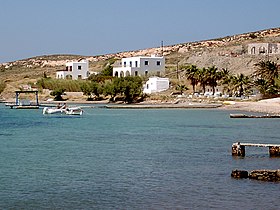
197,67,208,94
254,78,278,97
254,60,279,86
185,65,199,93
206,66,221,95
233,73,251,97
220,68,232,95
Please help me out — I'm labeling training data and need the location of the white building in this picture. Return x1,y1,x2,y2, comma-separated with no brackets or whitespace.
56,59,90,80
113,55,165,77
143,77,169,94
248,43,280,55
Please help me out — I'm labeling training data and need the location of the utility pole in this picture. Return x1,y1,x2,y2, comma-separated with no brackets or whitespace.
176,61,179,80
161,40,164,57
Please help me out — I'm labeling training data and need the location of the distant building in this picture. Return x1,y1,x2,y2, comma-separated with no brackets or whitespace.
56,59,90,80
143,77,169,94
113,55,165,77
248,43,280,55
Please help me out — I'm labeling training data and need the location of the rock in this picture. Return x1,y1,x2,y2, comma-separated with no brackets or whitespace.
231,170,248,179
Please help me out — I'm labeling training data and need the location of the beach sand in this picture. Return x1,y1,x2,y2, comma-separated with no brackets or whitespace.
220,98,280,114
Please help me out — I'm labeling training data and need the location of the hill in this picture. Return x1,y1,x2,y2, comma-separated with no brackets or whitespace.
1,27,280,99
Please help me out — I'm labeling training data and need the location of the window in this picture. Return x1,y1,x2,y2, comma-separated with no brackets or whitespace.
251,47,256,55
259,47,266,54
145,70,148,76
144,61,149,65
78,65,82,70
135,71,138,76
157,61,161,66
124,61,126,67
135,61,138,67
78,75,82,79
70,66,72,71
129,61,132,67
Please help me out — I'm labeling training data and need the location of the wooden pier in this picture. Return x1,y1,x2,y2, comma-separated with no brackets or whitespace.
232,142,280,157
6,90,39,109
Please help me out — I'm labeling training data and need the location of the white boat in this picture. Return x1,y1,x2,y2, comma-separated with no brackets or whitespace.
64,107,83,115
43,107,63,114
43,106,83,115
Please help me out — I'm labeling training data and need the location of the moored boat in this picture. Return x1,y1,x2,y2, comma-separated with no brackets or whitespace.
65,107,83,115
43,106,83,115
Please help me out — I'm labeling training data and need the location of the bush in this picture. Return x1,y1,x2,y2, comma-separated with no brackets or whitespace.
0,81,6,94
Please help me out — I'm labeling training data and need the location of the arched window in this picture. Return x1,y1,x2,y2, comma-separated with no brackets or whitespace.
114,71,119,77
120,71,124,77
259,46,266,54
251,47,256,55
125,71,130,77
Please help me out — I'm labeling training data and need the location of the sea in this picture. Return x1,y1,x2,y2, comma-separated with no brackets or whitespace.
0,103,279,209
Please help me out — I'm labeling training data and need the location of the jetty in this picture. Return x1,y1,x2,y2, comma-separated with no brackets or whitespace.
230,113,280,118
6,90,39,109
232,142,280,157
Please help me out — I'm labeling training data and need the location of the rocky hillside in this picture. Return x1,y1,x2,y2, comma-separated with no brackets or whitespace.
1,27,280,94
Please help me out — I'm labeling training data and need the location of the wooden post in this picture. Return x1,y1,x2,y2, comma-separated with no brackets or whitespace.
232,142,245,156
15,92,19,105
269,146,280,157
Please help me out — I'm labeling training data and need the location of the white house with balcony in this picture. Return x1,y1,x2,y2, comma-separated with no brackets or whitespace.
143,77,169,94
113,55,165,77
56,59,90,80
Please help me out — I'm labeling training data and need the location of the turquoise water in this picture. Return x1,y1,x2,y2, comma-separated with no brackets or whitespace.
0,104,279,209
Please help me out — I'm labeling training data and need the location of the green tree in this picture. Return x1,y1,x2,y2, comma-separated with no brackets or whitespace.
176,84,188,95
50,88,66,101
253,60,279,98
207,66,221,95
185,65,199,93
254,78,278,97
120,76,143,103
80,82,93,100
254,60,279,86
90,81,102,98
102,81,116,100
232,73,251,96
220,68,233,96
197,67,208,93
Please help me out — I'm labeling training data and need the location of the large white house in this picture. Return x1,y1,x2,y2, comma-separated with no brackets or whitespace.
143,77,169,94
113,55,165,77
56,59,90,80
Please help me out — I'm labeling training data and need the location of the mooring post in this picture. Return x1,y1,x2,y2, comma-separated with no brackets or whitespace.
269,146,280,157
232,142,245,156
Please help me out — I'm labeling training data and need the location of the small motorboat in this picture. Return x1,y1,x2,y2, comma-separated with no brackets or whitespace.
43,106,83,115
43,107,64,114
64,107,83,115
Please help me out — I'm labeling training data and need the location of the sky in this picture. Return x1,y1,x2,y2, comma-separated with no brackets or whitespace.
0,0,280,63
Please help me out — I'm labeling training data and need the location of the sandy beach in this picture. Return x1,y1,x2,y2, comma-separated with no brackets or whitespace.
220,98,280,114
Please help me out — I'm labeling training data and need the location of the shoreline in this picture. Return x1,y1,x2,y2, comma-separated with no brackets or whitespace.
2,98,280,114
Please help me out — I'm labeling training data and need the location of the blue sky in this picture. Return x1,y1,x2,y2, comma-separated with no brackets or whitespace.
0,0,279,63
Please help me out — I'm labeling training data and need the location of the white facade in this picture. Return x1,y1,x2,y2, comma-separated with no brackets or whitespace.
56,59,89,80
113,55,165,77
143,77,169,94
